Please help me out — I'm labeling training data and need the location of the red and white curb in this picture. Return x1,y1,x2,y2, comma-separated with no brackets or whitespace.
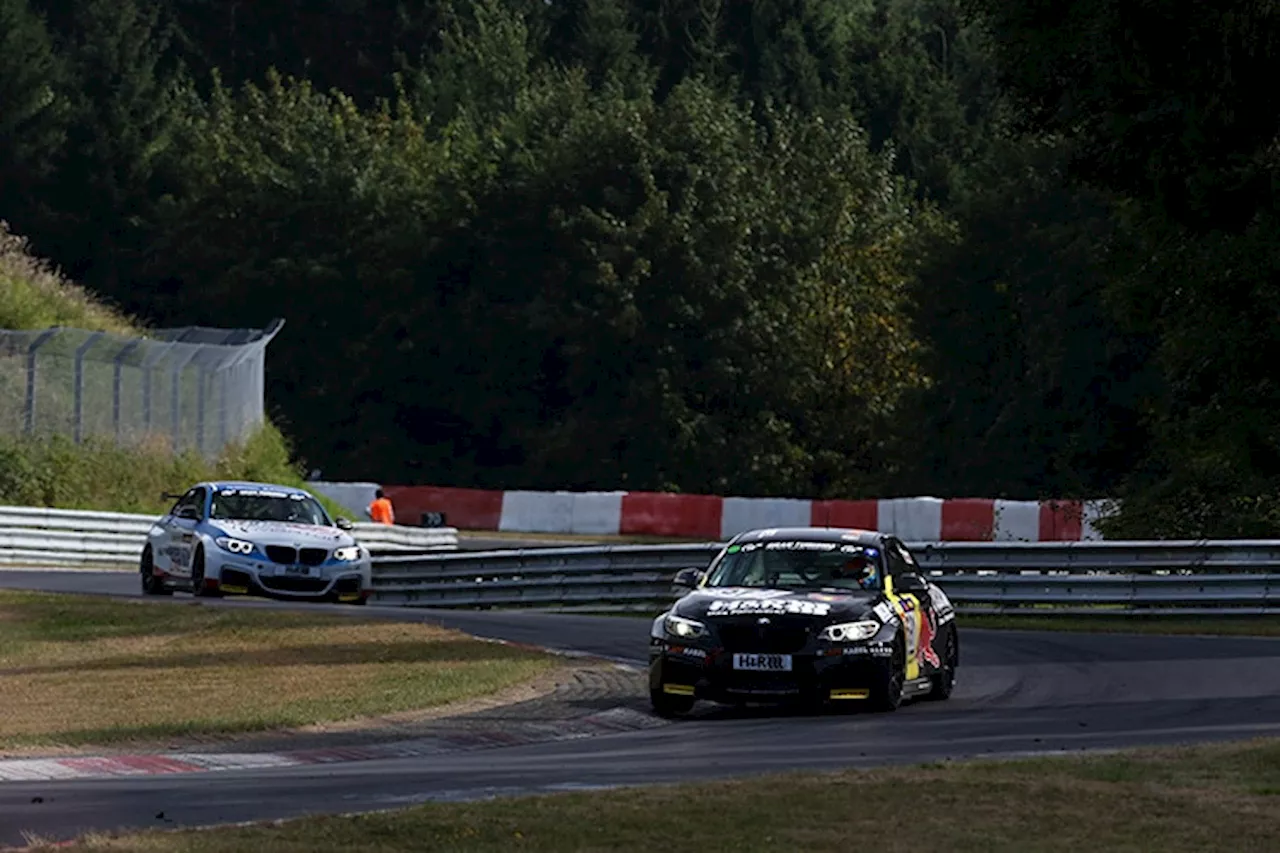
0,707,665,783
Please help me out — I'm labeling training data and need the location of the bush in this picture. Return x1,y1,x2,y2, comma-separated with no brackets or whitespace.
0,424,356,519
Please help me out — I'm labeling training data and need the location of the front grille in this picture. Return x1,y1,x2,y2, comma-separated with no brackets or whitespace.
266,545,297,565
259,575,329,593
716,618,812,654
723,675,803,695
299,547,328,566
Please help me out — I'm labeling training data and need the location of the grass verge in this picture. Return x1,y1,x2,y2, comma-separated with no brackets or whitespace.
24,738,1280,851
0,590,560,752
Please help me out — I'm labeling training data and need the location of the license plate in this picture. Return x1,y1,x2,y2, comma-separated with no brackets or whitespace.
732,653,792,671
284,565,312,576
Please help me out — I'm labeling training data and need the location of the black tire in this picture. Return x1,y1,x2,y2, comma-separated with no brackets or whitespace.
927,626,958,701
650,689,695,718
139,546,171,596
190,546,218,597
870,635,906,712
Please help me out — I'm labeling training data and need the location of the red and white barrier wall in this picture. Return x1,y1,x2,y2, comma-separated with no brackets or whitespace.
359,484,1111,541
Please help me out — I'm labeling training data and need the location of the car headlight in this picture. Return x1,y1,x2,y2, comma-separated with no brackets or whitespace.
818,620,881,642
215,537,254,555
333,545,362,562
664,614,707,639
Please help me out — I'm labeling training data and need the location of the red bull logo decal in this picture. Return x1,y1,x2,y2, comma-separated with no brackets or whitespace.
918,609,940,668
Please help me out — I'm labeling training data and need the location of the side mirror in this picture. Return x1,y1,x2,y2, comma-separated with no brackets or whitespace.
898,573,929,594
672,567,704,589
335,517,354,531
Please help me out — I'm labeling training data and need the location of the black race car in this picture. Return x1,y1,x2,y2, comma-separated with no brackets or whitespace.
649,526,958,716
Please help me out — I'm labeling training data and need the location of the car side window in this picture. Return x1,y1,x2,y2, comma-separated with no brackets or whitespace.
895,538,920,570
884,537,911,579
175,488,205,520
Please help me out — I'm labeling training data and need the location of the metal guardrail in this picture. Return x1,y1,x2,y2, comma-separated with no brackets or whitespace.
5,512,1278,615
367,540,1280,615
0,505,459,568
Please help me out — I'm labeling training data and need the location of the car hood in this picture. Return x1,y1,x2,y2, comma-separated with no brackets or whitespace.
673,587,880,622
209,520,354,548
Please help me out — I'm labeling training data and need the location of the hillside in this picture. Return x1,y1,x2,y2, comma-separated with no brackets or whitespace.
0,221,354,518
0,222,137,334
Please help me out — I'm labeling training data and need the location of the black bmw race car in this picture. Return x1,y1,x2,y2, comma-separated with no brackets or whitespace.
649,526,958,716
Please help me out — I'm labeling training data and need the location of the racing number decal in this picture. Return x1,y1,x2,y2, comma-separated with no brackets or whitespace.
887,594,921,680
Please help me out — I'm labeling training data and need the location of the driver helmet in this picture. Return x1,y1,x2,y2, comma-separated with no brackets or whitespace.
840,553,878,588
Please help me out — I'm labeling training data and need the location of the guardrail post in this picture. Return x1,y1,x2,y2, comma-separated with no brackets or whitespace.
73,331,105,444
24,328,60,435
111,339,142,442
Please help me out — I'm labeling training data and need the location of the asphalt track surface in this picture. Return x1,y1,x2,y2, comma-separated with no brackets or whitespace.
6,570,1280,845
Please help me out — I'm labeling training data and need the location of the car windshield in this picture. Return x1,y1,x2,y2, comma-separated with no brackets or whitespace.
703,540,884,592
209,489,331,525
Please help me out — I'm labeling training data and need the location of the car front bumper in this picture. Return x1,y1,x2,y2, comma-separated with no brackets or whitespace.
649,639,894,704
205,551,371,601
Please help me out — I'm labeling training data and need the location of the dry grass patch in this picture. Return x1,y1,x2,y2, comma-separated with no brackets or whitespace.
28,739,1280,852
0,221,138,335
0,591,560,751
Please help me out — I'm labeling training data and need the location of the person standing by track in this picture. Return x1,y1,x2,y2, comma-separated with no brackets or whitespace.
366,488,395,525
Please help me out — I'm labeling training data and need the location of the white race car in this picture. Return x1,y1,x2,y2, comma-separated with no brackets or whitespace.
140,480,372,603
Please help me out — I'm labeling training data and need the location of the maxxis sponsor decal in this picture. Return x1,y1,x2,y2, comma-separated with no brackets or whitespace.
707,598,832,616
700,589,791,600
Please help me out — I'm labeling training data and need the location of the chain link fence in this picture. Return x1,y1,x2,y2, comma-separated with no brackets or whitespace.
0,320,284,458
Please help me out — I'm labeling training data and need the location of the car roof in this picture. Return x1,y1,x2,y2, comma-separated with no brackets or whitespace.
201,480,313,496
730,527,884,546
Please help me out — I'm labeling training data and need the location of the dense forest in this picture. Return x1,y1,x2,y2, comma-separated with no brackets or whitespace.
1,0,1276,536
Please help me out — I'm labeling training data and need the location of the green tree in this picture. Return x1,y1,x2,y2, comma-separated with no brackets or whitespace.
0,0,71,251
372,74,940,492
973,0,1280,534
0,0,68,183
406,0,541,127
903,139,1157,498
545,0,651,90
969,0,1280,229
144,69,445,473
147,51,940,491
34,0,184,300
